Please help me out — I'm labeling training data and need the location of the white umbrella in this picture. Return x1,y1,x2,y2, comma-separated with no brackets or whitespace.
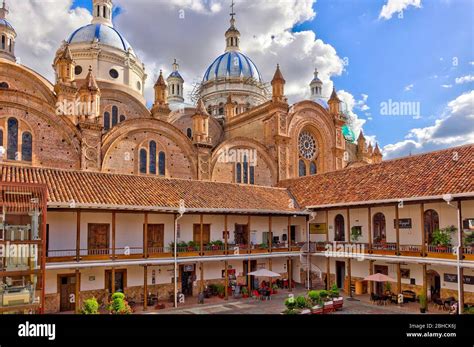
247,268,281,277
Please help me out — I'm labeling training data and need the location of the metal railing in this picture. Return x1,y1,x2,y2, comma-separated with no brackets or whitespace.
371,242,397,251
399,244,423,252
427,245,454,254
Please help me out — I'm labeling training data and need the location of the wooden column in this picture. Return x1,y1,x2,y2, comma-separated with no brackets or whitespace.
325,210,329,242
200,262,204,294
200,214,204,255
422,264,427,301
268,216,272,252
458,200,464,314
346,208,351,242
143,212,148,258
326,257,331,290
76,211,81,261
247,258,251,294
420,203,425,256
368,260,374,295
347,258,352,297
247,215,251,252
396,263,401,295
224,215,228,254
111,267,115,294
287,215,291,250
75,269,80,314
143,265,148,311
288,258,293,292
395,204,400,255
368,207,372,253
112,212,116,259
224,260,229,301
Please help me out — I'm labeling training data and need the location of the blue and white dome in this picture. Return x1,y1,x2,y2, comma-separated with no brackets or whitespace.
0,18,13,31
67,24,135,56
203,51,262,83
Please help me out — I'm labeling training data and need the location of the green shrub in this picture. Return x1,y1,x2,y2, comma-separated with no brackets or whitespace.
284,297,296,310
319,290,329,299
307,290,320,305
296,295,310,309
330,284,340,298
419,294,427,310
431,226,456,246
108,292,132,314
82,297,99,314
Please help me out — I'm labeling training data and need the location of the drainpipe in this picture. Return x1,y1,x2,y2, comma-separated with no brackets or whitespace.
174,200,186,308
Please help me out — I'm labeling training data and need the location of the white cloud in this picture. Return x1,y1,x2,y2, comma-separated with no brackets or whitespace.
383,91,474,159
337,90,369,140
404,83,414,91
455,75,474,84
441,84,452,88
379,0,422,20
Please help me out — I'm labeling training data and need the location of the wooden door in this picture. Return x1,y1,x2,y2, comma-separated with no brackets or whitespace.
234,224,249,245
105,269,127,294
424,209,439,245
147,224,164,251
373,213,386,243
59,274,76,312
334,214,345,241
193,224,210,245
88,223,109,255
336,261,345,289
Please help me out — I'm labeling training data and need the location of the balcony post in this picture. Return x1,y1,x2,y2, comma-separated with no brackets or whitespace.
111,267,115,294
248,215,251,253
112,211,116,259
76,210,81,261
396,263,401,295
268,215,272,253
224,260,229,301
288,257,293,292
224,214,228,255
395,204,400,255
346,208,350,242
458,200,464,314
143,212,148,258
143,265,148,311
422,263,427,303
75,268,80,314
420,203,426,256
325,210,329,242
368,207,372,253
347,258,352,297
200,214,204,256
326,257,331,290
287,215,291,251
247,259,251,294
200,262,204,295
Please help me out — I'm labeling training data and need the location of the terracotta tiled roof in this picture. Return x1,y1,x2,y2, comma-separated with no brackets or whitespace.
0,165,303,214
280,144,474,208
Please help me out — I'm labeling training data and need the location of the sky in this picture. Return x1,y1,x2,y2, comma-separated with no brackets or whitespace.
6,0,474,159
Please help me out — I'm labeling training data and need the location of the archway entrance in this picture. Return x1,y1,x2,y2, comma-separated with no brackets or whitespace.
426,270,441,301
424,209,439,245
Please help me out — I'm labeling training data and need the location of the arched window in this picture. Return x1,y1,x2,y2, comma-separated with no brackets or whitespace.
158,152,166,176
120,115,125,122
1,35,5,50
177,84,180,95
7,118,18,160
186,128,192,139
139,149,147,174
111,106,118,127
172,84,175,95
236,163,242,183
21,132,32,162
243,155,249,184
0,128,3,148
149,141,157,174
424,209,439,245
249,166,255,185
298,159,306,177
218,103,224,115
310,161,317,175
334,214,345,241
373,213,386,243
103,112,110,131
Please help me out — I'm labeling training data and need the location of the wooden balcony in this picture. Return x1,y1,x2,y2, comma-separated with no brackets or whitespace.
370,242,397,255
426,245,456,260
399,244,423,257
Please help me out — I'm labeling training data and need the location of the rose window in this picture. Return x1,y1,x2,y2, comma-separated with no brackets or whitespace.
298,131,317,160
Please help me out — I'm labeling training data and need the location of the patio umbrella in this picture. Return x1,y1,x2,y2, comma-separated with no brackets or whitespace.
363,273,396,282
247,268,281,277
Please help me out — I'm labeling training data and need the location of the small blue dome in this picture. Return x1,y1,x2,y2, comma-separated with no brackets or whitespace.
203,51,262,82
0,18,14,31
67,24,135,56
168,70,183,80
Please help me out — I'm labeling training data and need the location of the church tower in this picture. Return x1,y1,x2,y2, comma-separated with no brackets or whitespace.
310,68,323,99
166,59,184,104
192,99,212,180
271,64,286,103
152,70,170,121
328,87,341,115
0,1,16,62
54,44,78,118
92,0,113,27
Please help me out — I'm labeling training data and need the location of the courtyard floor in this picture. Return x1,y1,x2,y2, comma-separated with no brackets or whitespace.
135,287,451,315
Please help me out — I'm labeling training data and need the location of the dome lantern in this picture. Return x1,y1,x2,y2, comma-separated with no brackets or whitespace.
0,1,16,62
92,0,113,27
225,0,240,52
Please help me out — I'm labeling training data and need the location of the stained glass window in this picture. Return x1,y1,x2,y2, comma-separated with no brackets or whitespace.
139,149,147,174
298,159,306,177
236,163,242,183
158,152,166,176
104,112,110,131
112,106,118,127
310,161,317,175
149,141,156,174
21,132,33,162
7,118,18,160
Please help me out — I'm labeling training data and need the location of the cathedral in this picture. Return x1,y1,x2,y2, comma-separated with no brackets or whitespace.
0,0,382,185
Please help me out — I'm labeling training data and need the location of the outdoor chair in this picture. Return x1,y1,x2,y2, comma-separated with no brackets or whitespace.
252,290,261,300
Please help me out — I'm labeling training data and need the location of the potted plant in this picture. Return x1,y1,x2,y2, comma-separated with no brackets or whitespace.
419,294,427,313
107,292,132,314
82,297,99,314
329,284,340,299
216,284,225,298
187,241,199,251
431,225,456,251
351,226,362,242
384,281,392,294
283,296,298,314
241,286,249,298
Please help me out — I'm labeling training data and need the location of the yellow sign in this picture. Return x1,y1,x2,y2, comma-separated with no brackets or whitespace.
310,223,327,234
